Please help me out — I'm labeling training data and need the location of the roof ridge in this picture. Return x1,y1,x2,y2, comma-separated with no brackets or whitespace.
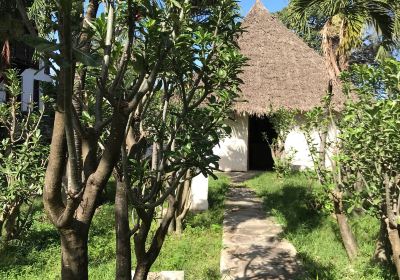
248,0,269,14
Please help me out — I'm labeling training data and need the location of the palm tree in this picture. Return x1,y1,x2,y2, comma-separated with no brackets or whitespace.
289,0,397,81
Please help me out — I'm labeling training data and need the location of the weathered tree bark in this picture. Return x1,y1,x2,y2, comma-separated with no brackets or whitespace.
168,215,176,234
385,219,400,277
383,175,400,277
321,20,341,82
133,263,151,280
4,205,19,240
175,172,192,234
60,228,89,280
373,219,390,264
115,179,132,280
334,198,358,260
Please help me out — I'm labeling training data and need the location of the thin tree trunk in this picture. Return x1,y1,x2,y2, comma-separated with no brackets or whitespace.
174,171,191,234
175,215,184,234
385,219,400,277
334,199,358,260
115,179,132,280
60,229,88,280
133,196,177,280
168,215,176,234
0,218,3,237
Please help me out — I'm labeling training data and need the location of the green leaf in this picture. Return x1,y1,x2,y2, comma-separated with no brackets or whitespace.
170,0,182,9
21,35,59,52
73,48,101,67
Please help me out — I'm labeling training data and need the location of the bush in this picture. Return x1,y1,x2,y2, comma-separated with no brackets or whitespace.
0,69,48,240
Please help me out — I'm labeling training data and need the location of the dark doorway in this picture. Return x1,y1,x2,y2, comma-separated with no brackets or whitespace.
33,80,40,109
248,115,277,170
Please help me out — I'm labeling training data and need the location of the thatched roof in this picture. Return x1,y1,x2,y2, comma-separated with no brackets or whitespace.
235,0,343,115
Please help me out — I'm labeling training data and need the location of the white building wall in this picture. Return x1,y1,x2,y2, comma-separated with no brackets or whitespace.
213,114,248,172
21,67,52,111
214,113,338,172
0,65,52,111
190,173,209,211
285,123,338,170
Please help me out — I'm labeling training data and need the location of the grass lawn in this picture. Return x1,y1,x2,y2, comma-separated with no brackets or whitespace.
0,174,230,279
245,172,396,280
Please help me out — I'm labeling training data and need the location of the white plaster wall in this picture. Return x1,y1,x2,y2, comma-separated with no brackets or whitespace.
0,82,5,102
213,114,248,172
21,67,52,111
190,173,209,211
285,123,338,170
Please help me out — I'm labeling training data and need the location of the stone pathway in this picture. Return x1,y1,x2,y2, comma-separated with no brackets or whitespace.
220,172,301,280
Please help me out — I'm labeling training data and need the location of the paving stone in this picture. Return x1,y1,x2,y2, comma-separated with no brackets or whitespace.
220,173,301,280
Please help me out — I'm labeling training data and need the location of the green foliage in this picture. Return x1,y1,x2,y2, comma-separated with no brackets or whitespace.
339,59,400,219
245,172,395,280
273,148,296,178
154,174,231,280
288,0,398,58
300,93,338,214
0,69,48,240
0,174,230,279
186,173,230,228
265,108,297,177
275,6,324,52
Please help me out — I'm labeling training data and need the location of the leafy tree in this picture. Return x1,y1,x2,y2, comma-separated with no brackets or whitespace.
275,6,325,53
302,91,358,260
265,108,297,177
339,59,400,275
112,2,244,278
288,0,398,80
14,0,244,279
0,69,48,240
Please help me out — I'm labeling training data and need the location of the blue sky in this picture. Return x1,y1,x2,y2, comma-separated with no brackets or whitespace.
240,0,288,15
95,1,288,16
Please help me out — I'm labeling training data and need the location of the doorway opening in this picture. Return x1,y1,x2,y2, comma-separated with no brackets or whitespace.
248,115,277,170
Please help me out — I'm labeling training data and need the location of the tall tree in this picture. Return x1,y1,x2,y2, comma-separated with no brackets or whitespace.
113,1,244,278
15,1,244,279
288,0,397,80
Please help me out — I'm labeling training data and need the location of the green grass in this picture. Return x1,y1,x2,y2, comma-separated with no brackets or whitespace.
245,172,396,280
0,174,230,279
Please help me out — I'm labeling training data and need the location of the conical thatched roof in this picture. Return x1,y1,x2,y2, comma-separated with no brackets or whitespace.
235,0,343,115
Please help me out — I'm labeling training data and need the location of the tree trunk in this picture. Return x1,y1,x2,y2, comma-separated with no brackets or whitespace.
175,215,183,234
385,219,400,277
0,218,3,238
321,20,341,81
373,218,390,264
168,215,176,234
174,172,191,235
132,262,150,280
5,205,19,241
133,196,177,280
115,179,132,280
60,229,88,280
336,212,358,260
334,199,358,260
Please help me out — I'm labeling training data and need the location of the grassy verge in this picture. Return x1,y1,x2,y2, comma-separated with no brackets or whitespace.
0,174,230,279
245,172,395,280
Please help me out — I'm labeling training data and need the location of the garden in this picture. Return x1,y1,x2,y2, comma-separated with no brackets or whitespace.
1,0,400,280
